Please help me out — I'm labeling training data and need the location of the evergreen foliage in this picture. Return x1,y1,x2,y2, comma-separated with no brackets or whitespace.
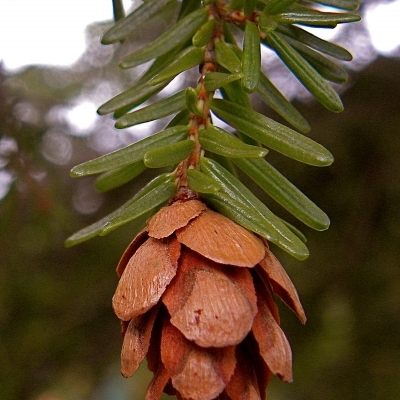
66,0,360,259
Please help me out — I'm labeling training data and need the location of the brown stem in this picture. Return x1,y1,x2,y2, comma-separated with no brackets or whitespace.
174,0,258,202
174,3,223,202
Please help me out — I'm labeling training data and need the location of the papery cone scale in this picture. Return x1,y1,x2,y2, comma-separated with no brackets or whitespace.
176,209,265,267
226,345,262,400
114,199,306,400
170,344,235,400
147,200,206,239
252,276,293,382
121,305,159,377
162,249,257,347
241,334,272,399
113,237,180,321
258,247,306,324
145,363,171,400
161,320,237,400
116,229,147,277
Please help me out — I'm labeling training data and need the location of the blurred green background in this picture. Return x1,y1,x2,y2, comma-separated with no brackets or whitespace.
1,2,400,399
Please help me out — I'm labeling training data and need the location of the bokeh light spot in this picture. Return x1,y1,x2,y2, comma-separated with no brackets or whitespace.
66,101,98,135
365,0,400,55
72,182,103,215
41,130,73,166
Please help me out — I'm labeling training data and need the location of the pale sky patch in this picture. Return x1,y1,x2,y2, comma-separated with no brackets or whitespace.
365,0,400,55
1,0,399,72
0,0,132,71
